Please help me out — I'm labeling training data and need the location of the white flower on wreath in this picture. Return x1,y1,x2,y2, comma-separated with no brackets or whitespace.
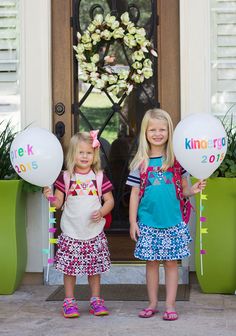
73,11,158,98
120,12,130,25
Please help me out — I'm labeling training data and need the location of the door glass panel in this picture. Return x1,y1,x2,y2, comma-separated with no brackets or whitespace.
73,0,158,231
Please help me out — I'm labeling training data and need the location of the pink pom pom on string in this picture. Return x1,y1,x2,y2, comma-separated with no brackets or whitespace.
48,196,57,203
43,193,58,283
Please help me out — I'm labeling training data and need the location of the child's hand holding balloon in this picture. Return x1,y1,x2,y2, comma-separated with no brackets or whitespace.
43,186,53,201
190,180,207,195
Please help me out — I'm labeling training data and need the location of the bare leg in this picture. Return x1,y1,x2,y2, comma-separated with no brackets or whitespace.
64,274,76,298
88,274,101,298
163,260,178,317
146,260,160,310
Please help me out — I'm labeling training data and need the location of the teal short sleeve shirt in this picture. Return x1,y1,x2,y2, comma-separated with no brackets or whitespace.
127,157,187,229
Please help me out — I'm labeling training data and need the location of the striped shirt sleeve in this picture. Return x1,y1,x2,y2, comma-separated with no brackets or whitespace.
126,168,140,187
181,166,189,178
101,173,113,195
54,172,65,193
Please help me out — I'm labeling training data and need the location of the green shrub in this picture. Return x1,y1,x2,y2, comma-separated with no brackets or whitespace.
212,106,236,178
0,120,17,179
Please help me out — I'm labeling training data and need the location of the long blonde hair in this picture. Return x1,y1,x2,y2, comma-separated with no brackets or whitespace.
66,132,101,176
130,108,175,171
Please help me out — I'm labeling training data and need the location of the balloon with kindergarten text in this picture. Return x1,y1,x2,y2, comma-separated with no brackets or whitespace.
10,127,63,187
173,113,227,179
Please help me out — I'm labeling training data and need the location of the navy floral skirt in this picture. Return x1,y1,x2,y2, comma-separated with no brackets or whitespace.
134,222,192,261
55,231,111,276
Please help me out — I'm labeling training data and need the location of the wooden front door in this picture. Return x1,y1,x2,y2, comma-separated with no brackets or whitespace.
51,0,180,261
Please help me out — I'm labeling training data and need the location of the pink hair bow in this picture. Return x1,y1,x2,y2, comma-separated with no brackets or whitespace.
90,130,100,148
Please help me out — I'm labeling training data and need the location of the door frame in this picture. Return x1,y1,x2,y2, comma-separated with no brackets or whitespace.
51,0,73,150
51,0,180,261
157,0,180,127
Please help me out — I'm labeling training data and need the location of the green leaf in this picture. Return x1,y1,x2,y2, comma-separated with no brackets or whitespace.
213,105,236,178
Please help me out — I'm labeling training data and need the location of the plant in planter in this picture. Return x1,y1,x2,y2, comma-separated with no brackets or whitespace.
194,107,236,294
0,120,40,294
0,120,17,179
211,108,236,178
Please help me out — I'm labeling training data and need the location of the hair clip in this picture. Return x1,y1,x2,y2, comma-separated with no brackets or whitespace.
90,130,100,148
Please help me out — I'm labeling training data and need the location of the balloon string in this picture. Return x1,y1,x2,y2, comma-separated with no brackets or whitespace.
200,189,203,276
46,186,55,283
46,198,51,283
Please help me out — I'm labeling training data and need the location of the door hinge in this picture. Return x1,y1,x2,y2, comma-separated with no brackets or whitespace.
156,14,159,26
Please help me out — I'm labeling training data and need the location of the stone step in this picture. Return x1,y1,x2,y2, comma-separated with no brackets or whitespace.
44,264,189,285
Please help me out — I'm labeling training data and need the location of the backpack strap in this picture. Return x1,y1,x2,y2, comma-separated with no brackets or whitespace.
139,159,192,223
96,170,103,201
63,170,70,202
139,166,154,199
96,170,113,229
168,159,193,223
167,159,183,199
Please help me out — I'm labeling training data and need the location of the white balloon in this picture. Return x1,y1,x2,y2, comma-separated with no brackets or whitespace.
173,113,227,179
10,127,63,187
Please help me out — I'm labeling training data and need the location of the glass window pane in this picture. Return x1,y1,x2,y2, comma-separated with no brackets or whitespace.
210,0,236,117
0,0,20,128
74,0,157,231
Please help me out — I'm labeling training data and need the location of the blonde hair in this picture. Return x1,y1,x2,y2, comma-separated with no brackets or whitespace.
66,132,101,176
130,108,175,171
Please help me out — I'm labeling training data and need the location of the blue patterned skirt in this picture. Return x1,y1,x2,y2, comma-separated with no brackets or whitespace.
134,222,192,261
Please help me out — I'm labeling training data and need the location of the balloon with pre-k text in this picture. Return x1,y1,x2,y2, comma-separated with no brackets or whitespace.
10,127,63,187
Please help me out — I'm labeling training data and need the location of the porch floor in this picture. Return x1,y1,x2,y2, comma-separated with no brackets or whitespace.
0,281,235,336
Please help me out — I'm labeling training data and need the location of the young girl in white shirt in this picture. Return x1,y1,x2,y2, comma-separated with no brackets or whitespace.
44,131,114,318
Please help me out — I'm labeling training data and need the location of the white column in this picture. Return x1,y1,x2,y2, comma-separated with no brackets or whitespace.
180,0,211,119
20,0,51,272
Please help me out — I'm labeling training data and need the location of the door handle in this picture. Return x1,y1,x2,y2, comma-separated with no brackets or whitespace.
55,121,65,139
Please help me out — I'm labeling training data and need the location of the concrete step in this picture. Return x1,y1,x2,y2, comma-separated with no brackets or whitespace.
44,264,189,285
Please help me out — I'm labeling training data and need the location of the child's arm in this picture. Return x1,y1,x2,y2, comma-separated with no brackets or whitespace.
100,191,114,217
182,178,206,197
129,186,140,242
43,186,64,209
91,191,114,222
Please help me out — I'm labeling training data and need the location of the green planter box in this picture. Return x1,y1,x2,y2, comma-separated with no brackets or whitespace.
194,178,236,294
0,180,27,294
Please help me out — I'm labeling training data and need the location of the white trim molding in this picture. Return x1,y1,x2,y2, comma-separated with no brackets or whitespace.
179,0,211,271
20,0,52,130
19,0,52,272
180,0,211,118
